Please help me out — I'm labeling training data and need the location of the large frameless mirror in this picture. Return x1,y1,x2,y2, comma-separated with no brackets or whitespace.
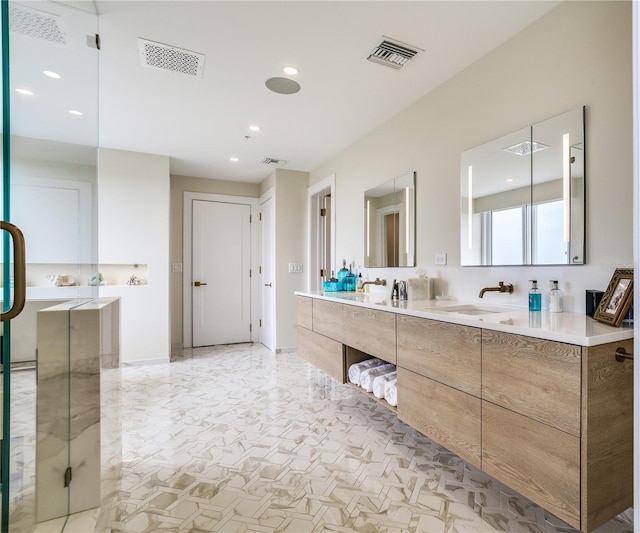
364,171,415,267
460,106,585,266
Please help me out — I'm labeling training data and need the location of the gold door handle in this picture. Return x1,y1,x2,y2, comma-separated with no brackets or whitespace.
264,283,272,287
194,281,208,287
1,222,26,322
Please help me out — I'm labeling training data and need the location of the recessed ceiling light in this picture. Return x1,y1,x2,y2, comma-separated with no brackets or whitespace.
249,125,260,132
283,66,298,75
15,88,34,96
43,70,60,79
506,178,514,182
230,157,239,162
68,109,83,116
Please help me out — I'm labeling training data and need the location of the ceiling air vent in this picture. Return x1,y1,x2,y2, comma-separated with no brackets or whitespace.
367,37,422,70
9,4,67,45
261,157,287,166
138,38,205,78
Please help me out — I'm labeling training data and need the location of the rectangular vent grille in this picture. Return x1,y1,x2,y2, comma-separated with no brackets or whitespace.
503,140,550,156
9,5,67,44
138,38,205,78
261,157,287,166
367,38,420,70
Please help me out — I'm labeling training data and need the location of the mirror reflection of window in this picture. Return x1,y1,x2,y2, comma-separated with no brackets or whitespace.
384,212,400,266
532,200,567,264
489,206,525,265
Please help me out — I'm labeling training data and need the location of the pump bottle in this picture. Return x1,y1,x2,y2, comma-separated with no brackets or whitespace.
529,280,541,311
548,280,563,313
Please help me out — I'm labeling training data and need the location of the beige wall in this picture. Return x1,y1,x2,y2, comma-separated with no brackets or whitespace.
274,169,309,349
170,175,260,345
309,1,632,309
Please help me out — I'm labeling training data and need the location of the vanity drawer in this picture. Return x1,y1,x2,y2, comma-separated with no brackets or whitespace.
342,306,396,363
312,299,344,342
482,401,580,529
482,330,581,436
398,367,481,468
397,315,481,397
296,296,313,330
297,326,344,383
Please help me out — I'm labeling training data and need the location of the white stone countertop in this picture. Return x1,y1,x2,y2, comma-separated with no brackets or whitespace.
295,291,634,347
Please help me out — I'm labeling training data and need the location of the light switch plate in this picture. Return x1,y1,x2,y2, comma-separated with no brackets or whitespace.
172,262,183,273
435,253,447,266
288,263,303,273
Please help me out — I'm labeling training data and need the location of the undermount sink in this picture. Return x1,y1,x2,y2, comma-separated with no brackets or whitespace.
435,304,514,316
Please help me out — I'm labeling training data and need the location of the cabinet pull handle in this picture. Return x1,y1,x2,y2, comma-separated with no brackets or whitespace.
1,222,26,322
615,347,633,363
194,281,207,287
264,283,272,287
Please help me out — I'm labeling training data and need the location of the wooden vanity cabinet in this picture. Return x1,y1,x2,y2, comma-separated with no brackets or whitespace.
342,305,396,363
296,296,344,383
397,315,481,396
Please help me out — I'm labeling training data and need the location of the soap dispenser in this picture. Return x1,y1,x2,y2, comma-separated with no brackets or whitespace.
529,280,541,311
548,280,563,313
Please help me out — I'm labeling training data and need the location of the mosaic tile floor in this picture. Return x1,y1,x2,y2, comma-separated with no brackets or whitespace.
91,343,633,533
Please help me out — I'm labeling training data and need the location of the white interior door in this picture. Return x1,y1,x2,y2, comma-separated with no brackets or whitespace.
192,200,251,346
260,194,275,350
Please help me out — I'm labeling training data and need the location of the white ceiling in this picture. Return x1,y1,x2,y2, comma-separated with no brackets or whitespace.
10,0,561,183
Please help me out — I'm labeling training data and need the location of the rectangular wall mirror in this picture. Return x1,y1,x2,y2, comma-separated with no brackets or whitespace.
364,171,416,267
460,106,585,266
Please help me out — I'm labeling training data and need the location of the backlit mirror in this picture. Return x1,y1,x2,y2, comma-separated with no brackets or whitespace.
460,106,585,266
364,172,415,267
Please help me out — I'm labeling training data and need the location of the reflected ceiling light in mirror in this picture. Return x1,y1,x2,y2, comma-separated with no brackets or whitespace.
467,165,473,250
249,125,260,132
43,70,60,79
15,88,34,96
68,109,83,116
366,200,371,258
563,133,571,243
283,66,298,75
503,140,549,156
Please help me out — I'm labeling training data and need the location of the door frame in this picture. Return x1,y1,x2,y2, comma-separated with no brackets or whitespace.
183,192,260,348
307,174,335,292
259,188,275,351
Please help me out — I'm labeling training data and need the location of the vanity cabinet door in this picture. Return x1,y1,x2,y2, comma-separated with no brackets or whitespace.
482,330,581,436
482,401,580,529
297,326,344,383
397,315,481,397
296,296,313,330
312,299,344,342
398,367,481,468
342,306,396,363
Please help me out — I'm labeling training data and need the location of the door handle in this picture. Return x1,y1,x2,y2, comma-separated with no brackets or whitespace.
194,281,208,287
264,283,272,287
1,222,26,322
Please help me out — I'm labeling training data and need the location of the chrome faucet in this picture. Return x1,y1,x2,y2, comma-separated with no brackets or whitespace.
479,281,513,298
362,277,387,290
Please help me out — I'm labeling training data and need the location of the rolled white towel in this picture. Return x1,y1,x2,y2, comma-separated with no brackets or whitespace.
360,364,396,393
384,379,398,407
372,371,397,399
348,358,383,386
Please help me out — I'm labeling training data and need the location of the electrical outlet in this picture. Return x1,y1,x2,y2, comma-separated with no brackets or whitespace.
434,253,447,266
288,263,303,273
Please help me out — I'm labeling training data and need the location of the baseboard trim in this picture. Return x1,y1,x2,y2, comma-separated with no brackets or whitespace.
276,346,297,354
122,357,170,367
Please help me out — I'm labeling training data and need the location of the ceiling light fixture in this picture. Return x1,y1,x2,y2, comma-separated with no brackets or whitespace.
230,157,239,162
283,66,298,75
43,70,60,79
15,88,34,96
68,109,83,116
249,125,260,132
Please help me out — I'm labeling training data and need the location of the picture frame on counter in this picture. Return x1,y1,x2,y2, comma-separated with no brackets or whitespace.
594,268,634,327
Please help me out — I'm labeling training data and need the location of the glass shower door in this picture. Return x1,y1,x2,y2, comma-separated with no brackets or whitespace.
1,0,99,530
